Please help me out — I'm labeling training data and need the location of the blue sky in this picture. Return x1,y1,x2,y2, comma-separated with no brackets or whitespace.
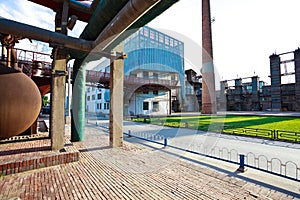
1,0,300,84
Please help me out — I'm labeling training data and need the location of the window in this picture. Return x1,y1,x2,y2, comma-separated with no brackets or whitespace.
105,66,110,73
143,102,149,110
87,96,90,101
99,103,102,110
174,40,178,46
98,93,102,100
153,102,159,111
165,36,169,46
159,34,164,43
97,103,100,109
143,28,148,37
150,30,155,40
104,103,109,110
171,74,176,80
143,91,149,94
170,38,174,47
143,71,149,78
153,72,158,80
92,95,95,100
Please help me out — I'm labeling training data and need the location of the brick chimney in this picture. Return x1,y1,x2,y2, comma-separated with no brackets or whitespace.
202,0,216,114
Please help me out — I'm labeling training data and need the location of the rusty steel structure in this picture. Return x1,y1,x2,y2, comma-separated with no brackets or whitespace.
262,48,300,112
202,0,216,114
0,34,43,139
0,67,41,139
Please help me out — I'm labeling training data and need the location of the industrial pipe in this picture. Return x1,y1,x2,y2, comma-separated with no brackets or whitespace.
93,0,161,51
0,0,178,58
0,17,93,52
0,0,162,58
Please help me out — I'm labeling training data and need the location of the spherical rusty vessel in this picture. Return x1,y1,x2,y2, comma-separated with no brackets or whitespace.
0,71,42,139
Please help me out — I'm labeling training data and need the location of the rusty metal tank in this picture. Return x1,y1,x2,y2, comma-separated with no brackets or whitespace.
0,65,42,139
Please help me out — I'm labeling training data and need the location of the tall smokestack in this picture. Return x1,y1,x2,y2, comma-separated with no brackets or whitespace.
202,0,216,114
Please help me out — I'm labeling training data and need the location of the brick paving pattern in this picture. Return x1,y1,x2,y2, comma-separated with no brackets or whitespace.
0,124,299,200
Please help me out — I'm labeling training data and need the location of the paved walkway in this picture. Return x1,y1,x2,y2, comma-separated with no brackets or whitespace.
1,123,299,200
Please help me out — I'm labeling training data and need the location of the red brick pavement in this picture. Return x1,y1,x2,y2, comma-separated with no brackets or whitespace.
0,126,298,200
0,132,79,176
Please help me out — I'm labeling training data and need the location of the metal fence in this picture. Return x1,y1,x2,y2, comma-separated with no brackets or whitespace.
135,118,300,143
89,120,300,182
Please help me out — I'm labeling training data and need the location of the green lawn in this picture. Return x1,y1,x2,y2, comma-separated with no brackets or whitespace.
132,115,300,142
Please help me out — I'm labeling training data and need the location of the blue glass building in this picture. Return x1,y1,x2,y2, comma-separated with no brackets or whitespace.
124,26,185,99
86,26,185,115
123,26,185,115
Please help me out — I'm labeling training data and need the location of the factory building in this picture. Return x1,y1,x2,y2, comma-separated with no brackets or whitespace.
85,26,185,116
217,48,300,112
261,48,300,111
217,76,265,111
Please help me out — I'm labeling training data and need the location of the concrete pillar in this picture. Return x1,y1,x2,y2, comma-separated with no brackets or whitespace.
269,54,281,111
202,0,216,114
50,49,67,151
109,44,124,147
234,78,242,111
219,80,227,111
251,76,260,110
294,48,300,111
50,2,68,151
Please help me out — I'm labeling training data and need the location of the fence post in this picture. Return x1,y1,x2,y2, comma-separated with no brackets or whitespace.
164,138,168,148
237,154,246,172
274,130,278,140
185,122,188,128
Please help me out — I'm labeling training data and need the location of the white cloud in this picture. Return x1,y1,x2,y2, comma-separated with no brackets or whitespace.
0,0,86,51
1,0,54,29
